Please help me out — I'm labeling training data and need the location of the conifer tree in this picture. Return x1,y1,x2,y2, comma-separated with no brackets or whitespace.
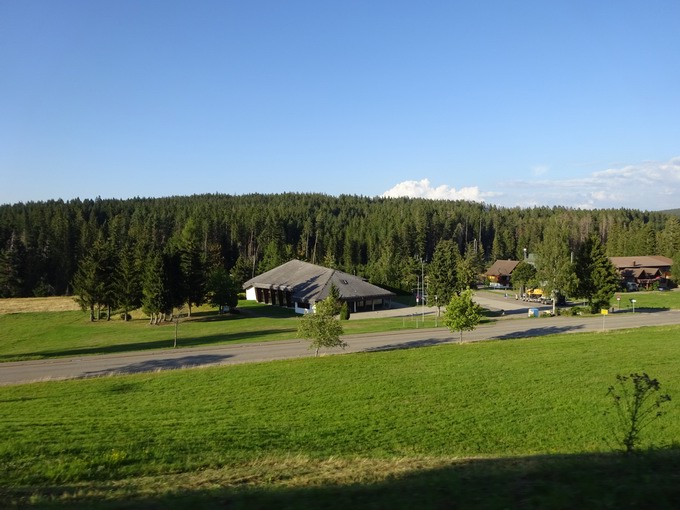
206,265,238,312
72,236,108,321
574,235,620,313
429,239,458,315
142,250,166,325
178,219,206,317
0,233,24,298
114,243,142,321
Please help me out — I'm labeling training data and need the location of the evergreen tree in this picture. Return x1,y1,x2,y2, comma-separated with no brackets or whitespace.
456,243,482,292
657,216,680,257
179,221,206,317
339,301,350,320
428,239,458,315
114,243,142,321
72,235,109,321
0,233,24,298
206,265,239,312
142,251,166,325
326,282,342,315
162,250,184,315
511,261,537,295
574,235,621,313
536,217,577,314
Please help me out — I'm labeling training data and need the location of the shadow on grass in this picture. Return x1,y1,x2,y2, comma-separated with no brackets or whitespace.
616,306,671,314
81,354,234,378
0,329,294,361
364,337,450,352
9,449,680,509
492,324,585,340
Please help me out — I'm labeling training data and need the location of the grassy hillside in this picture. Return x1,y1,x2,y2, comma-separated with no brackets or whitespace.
1,325,679,508
0,301,447,362
2,291,679,363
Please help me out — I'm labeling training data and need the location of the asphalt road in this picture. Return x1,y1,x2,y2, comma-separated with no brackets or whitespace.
2,308,679,386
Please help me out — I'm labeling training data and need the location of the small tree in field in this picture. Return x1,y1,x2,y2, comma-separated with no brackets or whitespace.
443,288,483,343
606,373,671,453
297,298,346,357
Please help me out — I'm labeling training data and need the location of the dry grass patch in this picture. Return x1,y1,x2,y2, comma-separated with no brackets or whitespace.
5,455,458,505
0,296,81,314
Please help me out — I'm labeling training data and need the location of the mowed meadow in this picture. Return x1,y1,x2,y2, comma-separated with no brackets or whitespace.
1,319,680,508
0,297,450,362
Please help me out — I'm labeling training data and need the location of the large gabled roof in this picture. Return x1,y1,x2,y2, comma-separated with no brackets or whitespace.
243,260,395,303
609,256,673,270
486,259,520,277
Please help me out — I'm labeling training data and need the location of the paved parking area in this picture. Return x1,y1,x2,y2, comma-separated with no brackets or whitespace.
349,291,551,320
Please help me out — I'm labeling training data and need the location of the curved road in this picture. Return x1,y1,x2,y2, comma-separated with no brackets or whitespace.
2,307,679,386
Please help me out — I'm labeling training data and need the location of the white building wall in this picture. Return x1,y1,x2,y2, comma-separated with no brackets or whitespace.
245,287,258,301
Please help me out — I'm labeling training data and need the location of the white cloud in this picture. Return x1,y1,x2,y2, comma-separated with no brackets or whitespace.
532,165,549,176
381,157,680,211
523,157,680,210
381,179,501,202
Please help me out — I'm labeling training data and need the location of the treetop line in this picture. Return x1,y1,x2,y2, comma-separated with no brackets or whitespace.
1,193,679,303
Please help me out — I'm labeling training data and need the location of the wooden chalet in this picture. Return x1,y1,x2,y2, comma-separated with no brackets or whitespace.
485,259,520,289
609,256,673,289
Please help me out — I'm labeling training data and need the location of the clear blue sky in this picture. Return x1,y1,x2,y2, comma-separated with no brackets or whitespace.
2,1,679,210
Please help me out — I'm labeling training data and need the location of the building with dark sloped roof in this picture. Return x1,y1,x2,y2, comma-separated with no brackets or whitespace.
609,256,673,289
485,259,520,289
243,260,395,314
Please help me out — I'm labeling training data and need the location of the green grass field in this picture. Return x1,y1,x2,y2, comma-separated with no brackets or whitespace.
2,325,679,508
613,289,680,310
1,291,677,362
0,301,448,362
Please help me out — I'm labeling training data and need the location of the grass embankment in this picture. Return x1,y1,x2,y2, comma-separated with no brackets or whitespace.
0,300,445,362
613,289,680,310
1,326,679,508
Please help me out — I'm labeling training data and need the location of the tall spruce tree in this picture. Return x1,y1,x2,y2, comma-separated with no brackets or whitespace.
0,233,24,298
178,219,206,317
142,250,166,325
574,235,620,313
429,239,458,315
72,236,108,321
114,243,142,321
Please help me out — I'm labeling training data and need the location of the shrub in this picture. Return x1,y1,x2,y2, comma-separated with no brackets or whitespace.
340,301,350,320
605,373,671,453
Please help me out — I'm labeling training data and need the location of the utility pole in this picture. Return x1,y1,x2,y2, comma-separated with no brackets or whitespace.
421,258,425,321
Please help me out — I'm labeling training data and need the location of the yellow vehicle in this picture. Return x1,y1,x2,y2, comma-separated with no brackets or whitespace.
526,288,543,298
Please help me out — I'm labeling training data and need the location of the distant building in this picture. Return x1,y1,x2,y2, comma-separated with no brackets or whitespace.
485,259,520,289
609,256,673,289
243,260,395,314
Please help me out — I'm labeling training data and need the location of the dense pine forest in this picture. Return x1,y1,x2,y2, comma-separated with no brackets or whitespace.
1,193,679,308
